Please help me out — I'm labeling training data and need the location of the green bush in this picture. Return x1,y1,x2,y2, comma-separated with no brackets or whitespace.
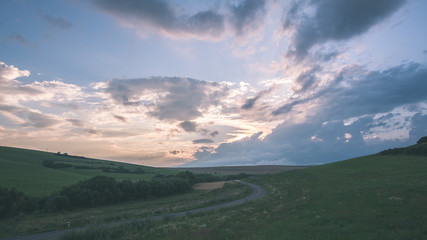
417,136,427,144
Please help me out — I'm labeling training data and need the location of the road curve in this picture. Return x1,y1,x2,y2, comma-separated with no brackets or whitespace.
1,180,266,240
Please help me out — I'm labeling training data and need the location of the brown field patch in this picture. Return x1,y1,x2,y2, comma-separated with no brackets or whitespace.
193,181,226,190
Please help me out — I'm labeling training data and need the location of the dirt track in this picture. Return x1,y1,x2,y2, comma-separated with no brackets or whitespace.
1,180,266,240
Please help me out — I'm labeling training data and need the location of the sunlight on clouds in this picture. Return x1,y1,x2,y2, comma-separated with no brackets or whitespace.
0,62,30,80
1,0,426,167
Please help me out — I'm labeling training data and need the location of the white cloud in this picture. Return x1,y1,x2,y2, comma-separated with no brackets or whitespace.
0,62,30,81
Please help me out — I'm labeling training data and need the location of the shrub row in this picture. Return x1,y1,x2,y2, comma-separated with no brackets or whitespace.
42,159,73,169
42,160,145,174
0,171,250,219
380,145,427,156
0,176,190,219
380,136,427,156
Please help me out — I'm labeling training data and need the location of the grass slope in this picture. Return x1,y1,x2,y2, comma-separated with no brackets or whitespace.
64,142,427,239
0,181,251,238
0,146,176,196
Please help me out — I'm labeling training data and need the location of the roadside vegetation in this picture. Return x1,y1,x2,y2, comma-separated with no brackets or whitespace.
60,139,427,240
0,181,250,238
0,146,252,238
0,171,249,219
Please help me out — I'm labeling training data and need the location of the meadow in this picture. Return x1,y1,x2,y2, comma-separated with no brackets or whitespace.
0,146,176,196
0,146,253,238
1,141,427,239
61,142,427,240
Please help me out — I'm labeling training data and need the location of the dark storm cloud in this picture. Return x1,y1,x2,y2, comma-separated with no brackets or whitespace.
272,97,307,116
273,62,427,119
41,14,73,30
179,121,197,132
241,86,274,110
229,0,266,35
8,34,30,46
188,112,426,167
187,10,226,36
95,0,267,39
95,0,224,38
320,63,427,120
193,138,214,144
292,66,321,92
105,77,228,121
283,0,405,59
188,62,427,167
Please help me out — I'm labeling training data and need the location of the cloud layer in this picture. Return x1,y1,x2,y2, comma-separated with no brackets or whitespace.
189,61,427,166
105,77,228,121
2,0,426,168
283,0,405,59
95,0,266,39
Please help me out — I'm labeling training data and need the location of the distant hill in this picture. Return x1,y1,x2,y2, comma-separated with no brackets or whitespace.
379,137,427,156
0,146,176,196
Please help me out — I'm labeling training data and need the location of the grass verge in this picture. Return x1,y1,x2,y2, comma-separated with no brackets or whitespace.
0,181,250,238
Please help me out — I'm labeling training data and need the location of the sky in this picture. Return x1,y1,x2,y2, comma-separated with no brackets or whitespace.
1,0,426,167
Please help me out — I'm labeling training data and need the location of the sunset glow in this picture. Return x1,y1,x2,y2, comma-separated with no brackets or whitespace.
1,0,426,166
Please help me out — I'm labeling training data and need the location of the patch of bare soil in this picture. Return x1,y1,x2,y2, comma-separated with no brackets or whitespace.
193,181,226,190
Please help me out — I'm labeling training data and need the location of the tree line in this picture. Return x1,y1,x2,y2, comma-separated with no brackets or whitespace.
42,159,145,174
0,171,249,219
380,136,427,156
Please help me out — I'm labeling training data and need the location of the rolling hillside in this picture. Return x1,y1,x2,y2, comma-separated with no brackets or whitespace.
61,140,427,240
1,141,427,239
0,146,176,196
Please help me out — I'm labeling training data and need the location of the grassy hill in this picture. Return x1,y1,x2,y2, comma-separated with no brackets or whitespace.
0,146,176,196
61,141,427,239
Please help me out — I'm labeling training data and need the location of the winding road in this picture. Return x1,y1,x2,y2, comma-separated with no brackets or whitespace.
1,180,266,240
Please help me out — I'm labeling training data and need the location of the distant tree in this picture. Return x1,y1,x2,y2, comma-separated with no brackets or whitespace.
42,159,72,169
417,136,427,144
0,187,32,218
176,171,196,184
43,159,55,167
135,180,151,199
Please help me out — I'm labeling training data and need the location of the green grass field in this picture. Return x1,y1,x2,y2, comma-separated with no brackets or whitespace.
2,142,427,239
0,146,176,196
60,142,427,239
0,181,250,238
